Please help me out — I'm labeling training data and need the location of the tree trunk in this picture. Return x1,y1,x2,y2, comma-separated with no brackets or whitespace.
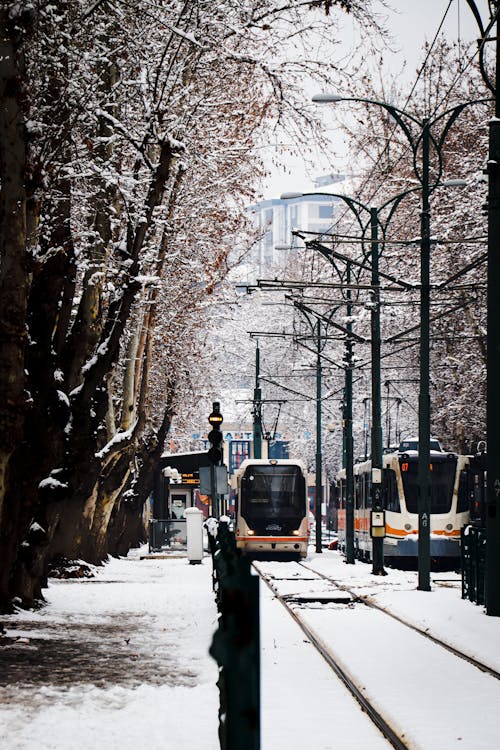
0,7,35,611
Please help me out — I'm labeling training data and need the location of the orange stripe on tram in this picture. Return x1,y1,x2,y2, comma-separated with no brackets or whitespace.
238,536,308,543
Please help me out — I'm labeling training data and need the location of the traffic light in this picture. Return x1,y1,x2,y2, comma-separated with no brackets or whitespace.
207,402,223,464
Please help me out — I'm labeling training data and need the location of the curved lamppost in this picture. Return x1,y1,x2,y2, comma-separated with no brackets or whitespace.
282,182,467,573
286,240,365,564
283,188,424,573
253,343,262,459
249,306,339,554
463,0,500,615
290,301,335,554
312,92,491,591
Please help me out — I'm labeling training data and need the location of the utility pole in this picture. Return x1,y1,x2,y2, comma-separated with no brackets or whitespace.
289,300,327,554
315,320,323,553
282,189,422,573
253,345,262,459
418,119,431,592
345,262,355,564
460,0,500,616
312,85,487,591
486,9,500,615
370,207,386,575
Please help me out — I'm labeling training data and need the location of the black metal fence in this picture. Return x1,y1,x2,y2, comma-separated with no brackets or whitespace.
208,519,260,750
148,519,187,552
461,525,487,605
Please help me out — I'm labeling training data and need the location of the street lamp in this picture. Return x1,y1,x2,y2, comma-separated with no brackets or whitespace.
253,344,262,459
289,251,361,563
313,91,489,591
282,181,466,573
343,260,355,565
249,310,335,553
463,0,500,616
283,189,413,569
290,300,337,554
282,190,406,567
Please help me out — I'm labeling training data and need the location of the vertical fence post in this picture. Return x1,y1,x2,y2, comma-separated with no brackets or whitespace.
462,525,488,607
209,519,260,750
461,526,470,600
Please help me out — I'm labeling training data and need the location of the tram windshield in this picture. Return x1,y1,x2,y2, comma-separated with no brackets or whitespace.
240,464,305,521
400,456,457,514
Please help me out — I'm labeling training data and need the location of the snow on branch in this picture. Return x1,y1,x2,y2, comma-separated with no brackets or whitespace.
95,421,138,460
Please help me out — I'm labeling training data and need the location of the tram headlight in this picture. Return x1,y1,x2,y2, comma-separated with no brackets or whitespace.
247,529,255,536
292,529,300,536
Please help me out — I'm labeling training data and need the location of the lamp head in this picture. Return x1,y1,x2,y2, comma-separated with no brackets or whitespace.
280,192,304,199
312,93,344,103
441,179,467,187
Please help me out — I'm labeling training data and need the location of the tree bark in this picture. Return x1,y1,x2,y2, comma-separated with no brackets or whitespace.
0,7,35,610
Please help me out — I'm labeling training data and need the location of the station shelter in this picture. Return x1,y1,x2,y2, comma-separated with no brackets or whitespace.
153,451,213,520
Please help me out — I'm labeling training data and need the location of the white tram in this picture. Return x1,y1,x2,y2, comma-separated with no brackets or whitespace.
232,458,310,559
332,444,470,564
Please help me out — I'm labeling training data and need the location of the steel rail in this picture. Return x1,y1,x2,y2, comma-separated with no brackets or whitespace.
298,561,500,681
255,563,411,750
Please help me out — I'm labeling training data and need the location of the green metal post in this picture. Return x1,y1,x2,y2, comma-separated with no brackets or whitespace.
315,320,323,553
486,14,500,615
418,118,431,592
253,345,262,459
209,520,260,749
345,262,355,564
370,207,386,575
210,465,218,518
342,411,346,469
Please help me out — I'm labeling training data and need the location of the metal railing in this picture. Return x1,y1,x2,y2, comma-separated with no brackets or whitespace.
148,519,187,552
208,518,260,750
461,525,487,606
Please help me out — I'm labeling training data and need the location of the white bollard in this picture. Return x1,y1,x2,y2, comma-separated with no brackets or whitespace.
185,507,204,564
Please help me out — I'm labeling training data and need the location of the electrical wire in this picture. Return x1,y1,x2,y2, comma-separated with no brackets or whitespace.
403,0,454,117
326,1,493,236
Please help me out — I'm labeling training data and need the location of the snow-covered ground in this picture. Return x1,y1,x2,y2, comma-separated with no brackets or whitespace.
259,556,500,749
0,551,219,750
1,544,499,749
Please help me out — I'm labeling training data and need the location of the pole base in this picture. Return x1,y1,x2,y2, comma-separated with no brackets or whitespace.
371,566,387,576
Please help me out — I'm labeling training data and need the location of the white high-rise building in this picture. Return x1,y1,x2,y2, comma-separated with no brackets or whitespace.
245,174,352,279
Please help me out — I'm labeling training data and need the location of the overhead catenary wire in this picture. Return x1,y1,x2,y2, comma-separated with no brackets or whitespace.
255,6,489,452
317,1,455,232
322,2,492,238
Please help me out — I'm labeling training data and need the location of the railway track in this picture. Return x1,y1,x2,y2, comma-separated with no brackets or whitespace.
256,561,410,750
297,560,500,681
255,559,500,750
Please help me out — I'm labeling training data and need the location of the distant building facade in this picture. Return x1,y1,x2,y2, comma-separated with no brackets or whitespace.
245,174,351,279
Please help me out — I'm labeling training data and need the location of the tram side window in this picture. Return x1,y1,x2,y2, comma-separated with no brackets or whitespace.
355,477,362,509
365,475,372,508
383,469,400,512
457,469,470,513
331,484,340,509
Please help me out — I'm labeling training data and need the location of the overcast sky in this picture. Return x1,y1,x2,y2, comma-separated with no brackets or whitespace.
376,0,486,80
262,0,489,198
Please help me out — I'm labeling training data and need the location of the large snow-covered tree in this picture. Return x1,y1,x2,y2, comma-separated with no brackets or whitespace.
0,0,380,610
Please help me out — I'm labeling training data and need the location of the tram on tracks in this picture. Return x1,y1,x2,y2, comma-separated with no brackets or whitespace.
232,458,310,559
331,442,471,565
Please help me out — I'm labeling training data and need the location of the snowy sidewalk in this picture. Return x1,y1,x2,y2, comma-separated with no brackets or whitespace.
0,549,219,750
